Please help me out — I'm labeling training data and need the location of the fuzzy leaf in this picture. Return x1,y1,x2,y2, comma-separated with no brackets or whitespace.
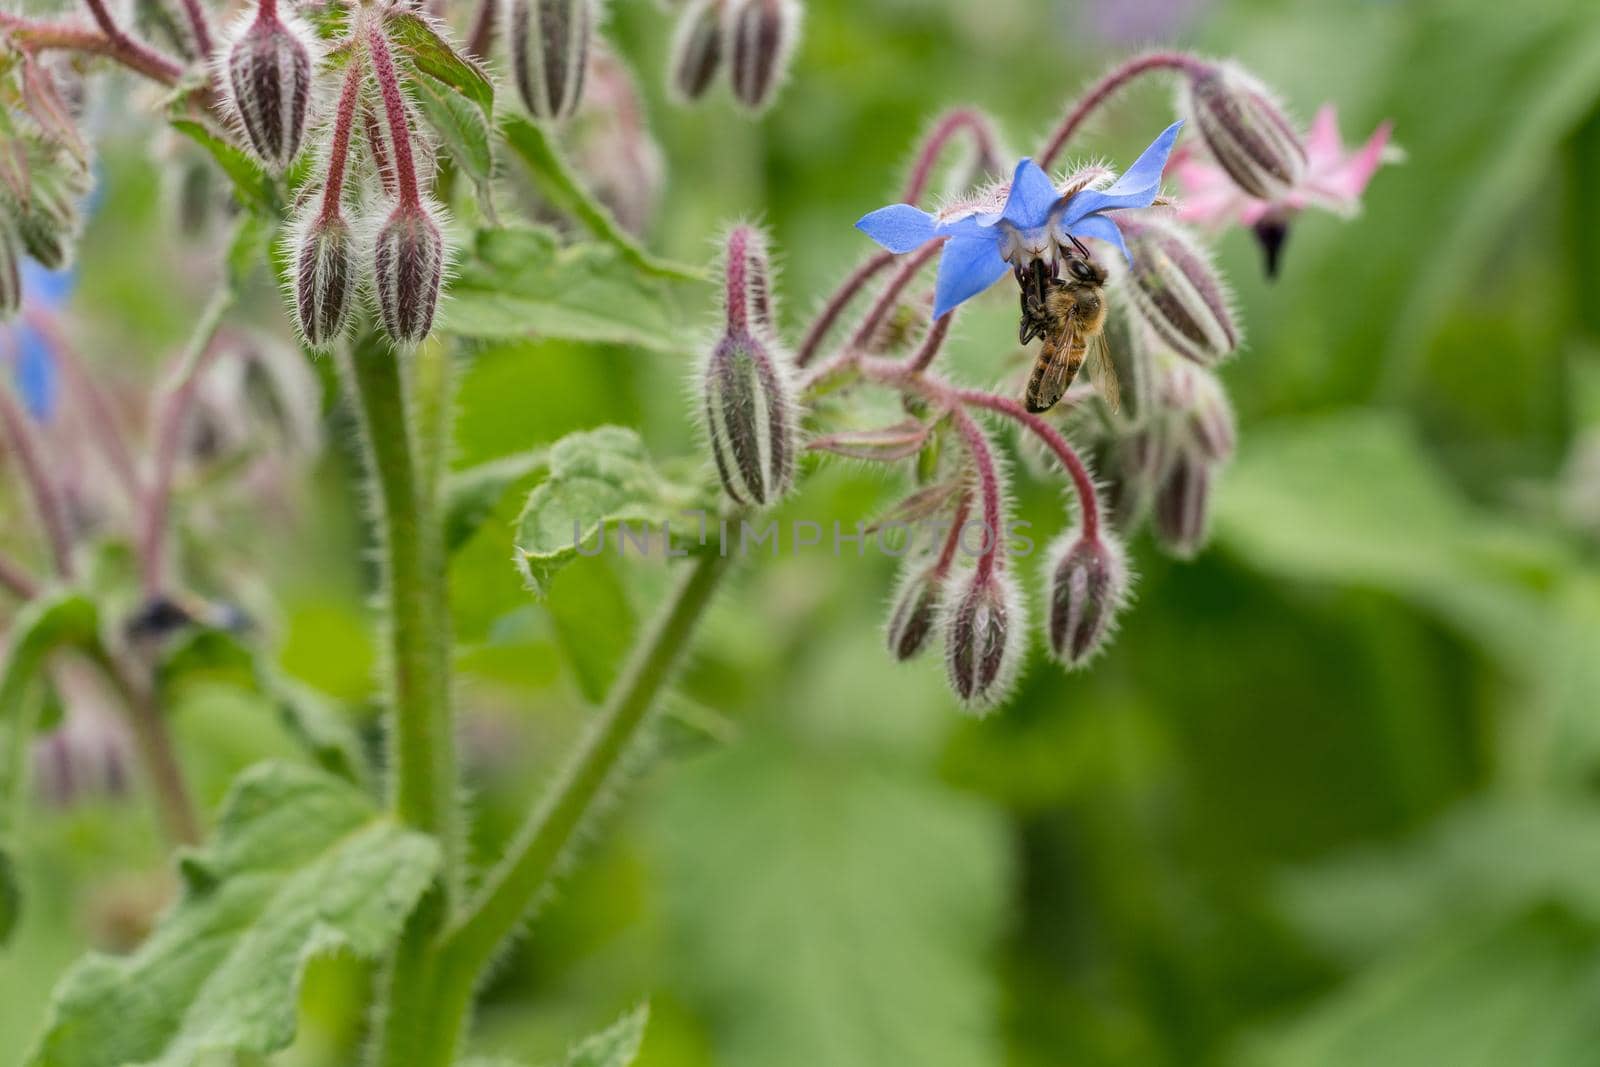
385,11,493,119
561,1004,649,1067
168,119,278,215
439,225,687,353
444,450,550,553
513,427,714,596
409,71,494,190
25,762,439,1067
499,116,704,282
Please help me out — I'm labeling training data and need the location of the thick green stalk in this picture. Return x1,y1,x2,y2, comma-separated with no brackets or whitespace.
338,333,459,867
397,547,735,1067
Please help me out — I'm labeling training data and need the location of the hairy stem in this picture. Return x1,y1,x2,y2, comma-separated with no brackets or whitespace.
957,389,1102,540
794,250,896,367
1037,50,1211,169
0,387,75,579
318,56,366,225
902,107,1001,204
140,285,234,597
403,546,736,1067
366,19,423,209
75,0,187,84
92,646,202,845
949,407,1004,579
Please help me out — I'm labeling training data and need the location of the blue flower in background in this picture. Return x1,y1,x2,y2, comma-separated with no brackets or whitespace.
6,259,75,423
856,121,1183,318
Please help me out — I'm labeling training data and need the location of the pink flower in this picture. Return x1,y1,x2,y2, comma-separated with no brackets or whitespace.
1167,105,1397,274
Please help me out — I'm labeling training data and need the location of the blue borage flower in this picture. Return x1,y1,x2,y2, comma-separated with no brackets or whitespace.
856,121,1184,319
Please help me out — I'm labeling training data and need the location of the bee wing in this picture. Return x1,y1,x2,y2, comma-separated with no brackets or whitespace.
1029,322,1082,413
1088,330,1120,414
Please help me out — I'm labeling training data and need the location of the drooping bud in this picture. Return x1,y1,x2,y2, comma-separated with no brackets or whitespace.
570,50,666,237
1181,63,1307,200
1153,449,1211,559
15,178,82,270
290,211,357,349
510,0,592,122
670,0,725,102
702,329,796,505
1122,218,1238,367
223,0,314,172
0,223,20,321
1185,366,1236,462
372,201,446,347
886,563,942,662
943,567,1025,713
729,0,800,112
1046,528,1129,669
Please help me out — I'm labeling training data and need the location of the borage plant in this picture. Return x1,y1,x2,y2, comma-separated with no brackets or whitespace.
0,0,1389,1060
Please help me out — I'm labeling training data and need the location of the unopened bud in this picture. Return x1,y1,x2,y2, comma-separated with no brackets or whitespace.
943,568,1025,712
0,223,20,321
570,50,666,237
729,0,800,112
670,0,725,102
1153,450,1211,559
1185,367,1235,462
373,201,446,347
15,179,81,270
1046,529,1128,669
1182,63,1306,200
702,328,796,505
1123,219,1238,367
290,211,357,349
223,4,314,172
886,563,942,662
510,0,592,122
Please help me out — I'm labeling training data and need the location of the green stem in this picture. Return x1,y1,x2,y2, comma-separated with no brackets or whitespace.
338,334,458,866
395,546,735,1067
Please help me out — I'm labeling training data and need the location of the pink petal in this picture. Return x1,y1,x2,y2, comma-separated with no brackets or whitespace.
1304,105,1345,169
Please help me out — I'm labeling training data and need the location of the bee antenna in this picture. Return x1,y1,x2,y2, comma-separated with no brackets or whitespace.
1067,234,1092,260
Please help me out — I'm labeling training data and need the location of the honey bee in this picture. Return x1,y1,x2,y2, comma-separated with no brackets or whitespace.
1017,251,1119,415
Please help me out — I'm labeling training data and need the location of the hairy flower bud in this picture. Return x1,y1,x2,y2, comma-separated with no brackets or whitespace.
1123,219,1238,367
670,0,725,102
1185,367,1236,462
290,211,357,348
511,0,592,122
943,568,1025,712
1182,63,1307,200
15,178,82,270
570,50,666,237
886,563,943,662
703,328,796,505
1046,529,1129,669
373,201,445,347
1153,450,1211,559
224,3,314,172
729,0,800,112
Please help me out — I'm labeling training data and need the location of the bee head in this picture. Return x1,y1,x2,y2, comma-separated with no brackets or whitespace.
1067,256,1106,286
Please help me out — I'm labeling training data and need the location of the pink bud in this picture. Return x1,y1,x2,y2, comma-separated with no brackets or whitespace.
290,211,357,349
510,0,593,122
1153,450,1211,559
670,0,725,102
1122,219,1238,368
373,201,446,347
729,0,800,112
1182,63,1307,201
943,568,1025,712
223,3,314,172
1045,529,1129,669
1185,367,1236,462
886,563,943,662
702,329,796,505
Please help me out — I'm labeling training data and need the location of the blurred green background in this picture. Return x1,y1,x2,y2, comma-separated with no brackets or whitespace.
7,0,1600,1063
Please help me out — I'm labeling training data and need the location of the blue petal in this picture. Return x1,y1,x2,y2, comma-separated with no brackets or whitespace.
932,234,1009,319
21,260,75,307
1065,214,1133,268
12,321,59,423
856,204,939,254
1059,121,1184,224
997,158,1059,229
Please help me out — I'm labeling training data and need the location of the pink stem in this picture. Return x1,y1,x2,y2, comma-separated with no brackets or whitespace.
1037,50,1212,169
948,406,1004,580
28,310,142,500
904,311,951,373
845,240,943,354
957,389,1101,541
933,491,972,577
902,107,1001,205
723,227,751,334
0,387,75,578
0,550,40,599
177,0,213,62
1,9,184,84
140,340,226,596
465,0,496,61
319,55,366,225
794,250,896,368
366,19,422,208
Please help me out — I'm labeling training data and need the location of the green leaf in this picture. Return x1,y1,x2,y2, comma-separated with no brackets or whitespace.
512,427,714,595
168,119,278,215
409,72,494,190
499,116,705,282
444,450,549,553
0,590,101,939
545,555,635,704
439,225,688,353
225,210,275,292
649,740,1009,1067
26,762,439,1067
560,1004,649,1067
384,11,493,120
